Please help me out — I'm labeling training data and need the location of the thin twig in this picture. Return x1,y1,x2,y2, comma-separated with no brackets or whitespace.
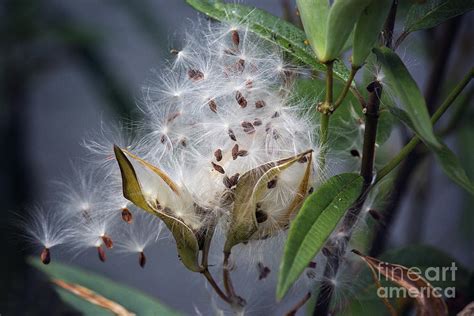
202,269,233,305
333,67,359,111
285,292,312,316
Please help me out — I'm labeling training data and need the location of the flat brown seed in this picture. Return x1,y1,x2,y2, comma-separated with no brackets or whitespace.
298,156,308,163
223,176,233,189
308,261,317,269
255,210,268,223
272,111,280,118
232,144,239,160
350,149,360,157
237,150,248,157
167,112,180,122
188,69,204,81
121,207,133,223
265,122,272,132
308,187,314,194
255,100,266,108
368,209,382,221
40,247,51,265
257,262,271,280
209,99,217,113
214,149,223,162
267,178,277,189
253,118,262,126
97,246,106,262
235,91,247,108
231,30,240,46
241,121,255,134
236,59,245,72
139,251,147,268
101,235,114,249
228,129,237,141
211,162,225,174
229,173,240,186
170,49,179,55
160,134,166,144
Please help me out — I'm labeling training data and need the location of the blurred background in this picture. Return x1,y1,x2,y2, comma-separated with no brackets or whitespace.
1,0,472,315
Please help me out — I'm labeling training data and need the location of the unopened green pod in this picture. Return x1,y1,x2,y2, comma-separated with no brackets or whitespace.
296,0,329,61
323,0,372,62
352,0,392,68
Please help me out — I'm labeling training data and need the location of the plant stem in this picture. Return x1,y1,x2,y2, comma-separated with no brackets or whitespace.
222,252,246,307
313,81,382,316
202,269,233,305
333,66,358,111
285,292,312,316
318,61,334,167
383,0,398,48
376,67,473,182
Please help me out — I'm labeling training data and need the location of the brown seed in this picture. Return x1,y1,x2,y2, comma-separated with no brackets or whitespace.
235,91,247,108
223,176,233,189
160,134,166,144
253,118,262,126
321,247,332,257
101,235,114,249
236,59,245,72
368,209,382,221
265,122,272,132
97,246,106,262
298,156,308,163
139,251,147,268
211,162,225,174
255,100,266,108
170,48,179,55
241,121,255,134
228,129,237,141
267,178,277,189
246,80,253,89
350,149,360,157
308,187,314,194
179,138,187,147
214,149,223,162
121,207,133,223
308,261,317,269
40,247,51,265
271,111,280,118
231,30,240,46
188,69,204,81
229,173,240,186
237,150,248,157
167,112,180,122
232,144,239,160
209,99,217,113
257,262,271,280
255,210,268,224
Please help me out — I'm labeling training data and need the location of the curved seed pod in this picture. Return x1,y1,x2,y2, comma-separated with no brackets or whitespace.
296,0,329,61
114,146,202,272
224,150,313,253
323,0,372,62
352,0,392,68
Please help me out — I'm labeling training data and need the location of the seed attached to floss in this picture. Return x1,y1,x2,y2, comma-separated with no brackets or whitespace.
121,207,133,223
214,148,223,162
170,48,179,55
257,262,271,280
267,178,277,189
211,162,225,174
188,69,204,81
209,99,217,113
368,209,382,222
350,149,360,157
139,251,147,268
255,100,266,108
229,173,240,186
101,234,114,249
223,175,233,189
241,121,255,134
228,129,237,141
308,261,317,269
97,246,106,262
232,144,239,160
231,29,240,46
235,91,247,108
253,118,262,126
40,247,51,265
255,209,268,223
237,150,248,157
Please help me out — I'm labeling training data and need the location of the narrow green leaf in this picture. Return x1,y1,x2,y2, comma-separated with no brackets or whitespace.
114,146,202,272
277,173,364,300
432,139,474,195
352,0,392,68
323,0,372,61
186,0,351,82
404,0,474,33
296,0,329,61
373,47,441,148
30,258,181,316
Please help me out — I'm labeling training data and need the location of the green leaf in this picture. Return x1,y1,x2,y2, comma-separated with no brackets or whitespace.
296,0,329,61
224,150,313,253
404,0,474,33
323,0,372,61
277,173,364,300
373,47,441,149
186,0,351,82
114,146,202,272
432,139,474,195
30,258,181,316
352,0,392,68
